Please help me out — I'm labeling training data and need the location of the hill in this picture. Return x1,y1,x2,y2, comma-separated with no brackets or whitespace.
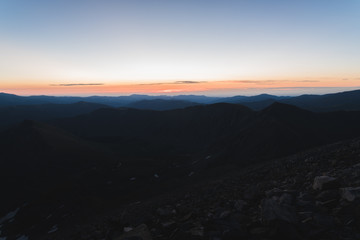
0,101,111,130
214,89,360,111
282,89,360,112
0,120,119,238
51,102,360,164
126,99,200,110
51,103,254,155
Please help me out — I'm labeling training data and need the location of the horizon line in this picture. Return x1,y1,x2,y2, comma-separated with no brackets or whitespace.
1,87,360,98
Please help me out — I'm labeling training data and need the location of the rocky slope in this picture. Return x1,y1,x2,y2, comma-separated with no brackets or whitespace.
66,138,360,240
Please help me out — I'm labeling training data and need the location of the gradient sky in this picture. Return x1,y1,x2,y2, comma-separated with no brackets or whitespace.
1,0,360,96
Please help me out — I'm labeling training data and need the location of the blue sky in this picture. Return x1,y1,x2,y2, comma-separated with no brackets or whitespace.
1,0,360,95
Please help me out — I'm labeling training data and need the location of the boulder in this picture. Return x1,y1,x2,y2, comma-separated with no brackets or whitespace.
156,206,176,217
234,200,247,211
116,224,152,240
313,176,338,190
316,189,340,201
341,187,360,202
261,197,298,223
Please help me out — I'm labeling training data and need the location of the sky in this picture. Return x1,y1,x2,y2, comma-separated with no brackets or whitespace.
0,0,360,96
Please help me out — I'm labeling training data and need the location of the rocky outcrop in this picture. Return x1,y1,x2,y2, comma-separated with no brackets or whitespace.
313,176,338,190
342,187,360,202
46,139,360,239
115,224,152,240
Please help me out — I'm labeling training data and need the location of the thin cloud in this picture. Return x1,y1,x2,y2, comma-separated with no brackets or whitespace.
51,83,104,86
174,81,206,84
296,80,320,83
138,81,206,86
221,80,320,84
223,80,289,85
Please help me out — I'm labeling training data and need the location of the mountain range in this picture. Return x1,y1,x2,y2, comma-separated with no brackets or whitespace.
2,88,360,112
1,89,360,239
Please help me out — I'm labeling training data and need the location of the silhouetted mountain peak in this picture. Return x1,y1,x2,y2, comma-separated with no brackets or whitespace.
262,102,311,116
280,88,360,111
126,99,200,110
0,92,16,96
255,93,276,98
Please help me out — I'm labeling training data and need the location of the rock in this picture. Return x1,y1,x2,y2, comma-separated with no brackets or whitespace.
316,189,340,201
267,221,302,240
265,188,283,197
188,226,204,237
261,197,298,223
243,187,261,200
297,192,313,201
161,220,176,228
218,210,231,219
279,193,293,205
170,229,202,240
312,213,337,228
316,199,338,209
116,224,152,240
124,227,134,232
266,188,297,199
313,176,338,190
179,212,192,222
250,226,269,236
234,200,247,211
213,208,228,219
156,206,176,217
222,228,248,239
48,224,58,233
0,207,20,224
341,187,360,202
352,162,360,168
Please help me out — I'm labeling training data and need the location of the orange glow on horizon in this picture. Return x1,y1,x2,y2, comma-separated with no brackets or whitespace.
1,78,360,96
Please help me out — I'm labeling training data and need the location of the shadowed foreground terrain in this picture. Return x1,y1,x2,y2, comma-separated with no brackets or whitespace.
73,138,360,240
1,99,360,239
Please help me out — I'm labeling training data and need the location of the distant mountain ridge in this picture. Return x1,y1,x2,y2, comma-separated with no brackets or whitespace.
282,89,360,111
2,88,360,112
0,92,218,107
215,93,289,103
